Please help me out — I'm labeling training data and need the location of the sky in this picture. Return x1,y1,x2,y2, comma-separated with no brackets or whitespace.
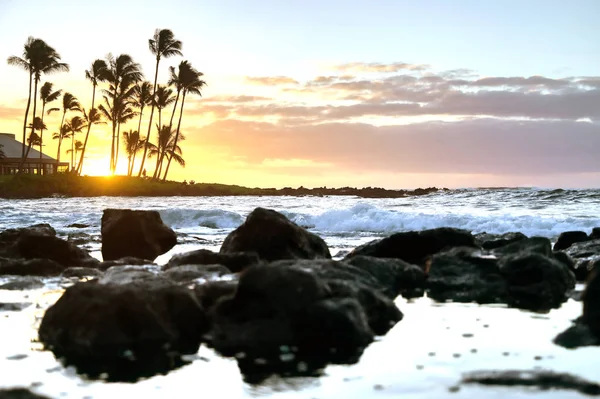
0,0,599,188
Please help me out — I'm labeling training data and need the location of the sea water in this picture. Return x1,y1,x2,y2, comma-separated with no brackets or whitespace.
0,188,599,398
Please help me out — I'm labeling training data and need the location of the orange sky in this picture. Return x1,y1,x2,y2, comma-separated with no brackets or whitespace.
1,0,599,189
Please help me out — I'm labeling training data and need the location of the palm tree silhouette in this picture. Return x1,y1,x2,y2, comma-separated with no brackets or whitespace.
151,125,185,177
138,29,182,178
103,53,143,174
122,130,145,176
55,93,81,170
64,116,85,172
78,108,106,175
162,61,205,181
38,82,61,174
23,117,46,172
7,37,68,168
77,59,108,175
52,124,70,170
0,144,5,160
129,81,153,174
66,140,84,172
152,85,176,176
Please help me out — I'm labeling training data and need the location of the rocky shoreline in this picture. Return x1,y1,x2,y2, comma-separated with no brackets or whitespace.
1,207,599,395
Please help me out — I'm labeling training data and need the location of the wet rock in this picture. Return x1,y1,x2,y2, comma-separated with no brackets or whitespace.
0,388,52,399
493,236,553,257
462,370,600,396
554,231,589,251
499,252,575,310
210,265,375,379
67,232,93,246
343,255,426,298
583,268,600,337
427,247,507,304
163,264,231,284
16,234,99,267
345,228,477,266
562,239,600,281
475,232,527,250
39,278,209,381
0,258,65,277
98,256,156,271
193,280,238,311
101,209,177,262
590,227,600,240
99,266,165,286
0,224,56,250
554,322,600,348
165,249,259,273
61,267,103,279
220,207,331,262
0,277,44,290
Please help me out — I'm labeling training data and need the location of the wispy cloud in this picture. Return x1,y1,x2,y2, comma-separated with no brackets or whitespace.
334,62,430,73
245,76,299,86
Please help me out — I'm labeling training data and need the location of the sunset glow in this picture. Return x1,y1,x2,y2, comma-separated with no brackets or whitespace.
0,0,598,188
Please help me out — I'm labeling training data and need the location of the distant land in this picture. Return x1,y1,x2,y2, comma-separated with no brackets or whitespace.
0,174,445,199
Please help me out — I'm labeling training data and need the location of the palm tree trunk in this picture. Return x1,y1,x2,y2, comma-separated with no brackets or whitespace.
157,90,180,176
129,106,144,176
70,132,74,172
115,122,121,173
110,120,116,174
138,57,160,177
21,72,33,161
152,109,163,178
77,83,97,175
56,111,66,172
39,102,46,175
19,77,39,173
163,90,186,182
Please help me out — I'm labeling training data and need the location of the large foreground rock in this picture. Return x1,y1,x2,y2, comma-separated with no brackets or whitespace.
345,228,477,266
220,207,331,262
474,232,527,250
561,239,600,281
427,245,575,311
39,278,208,381
165,248,259,272
101,209,177,261
553,231,589,251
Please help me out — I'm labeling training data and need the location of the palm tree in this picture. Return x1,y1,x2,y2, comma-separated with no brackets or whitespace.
0,144,5,160
152,85,176,177
23,117,46,172
151,125,185,177
122,130,144,176
38,82,61,174
55,93,81,170
52,124,70,171
129,81,153,174
103,53,143,174
64,116,85,172
162,61,205,181
77,59,108,175
7,37,68,167
138,28,182,178
78,108,106,175
66,140,84,171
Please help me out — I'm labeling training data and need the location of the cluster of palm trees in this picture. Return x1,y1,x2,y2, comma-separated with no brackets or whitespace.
7,29,206,181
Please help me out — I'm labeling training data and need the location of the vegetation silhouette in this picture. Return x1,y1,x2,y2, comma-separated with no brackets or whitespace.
6,30,203,180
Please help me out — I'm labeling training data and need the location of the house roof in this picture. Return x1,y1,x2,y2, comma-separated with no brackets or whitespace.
0,132,56,161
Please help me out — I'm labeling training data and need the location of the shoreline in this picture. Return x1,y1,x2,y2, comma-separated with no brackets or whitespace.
0,174,446,199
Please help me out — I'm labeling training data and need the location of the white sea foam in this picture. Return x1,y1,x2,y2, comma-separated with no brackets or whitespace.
159,208,244,229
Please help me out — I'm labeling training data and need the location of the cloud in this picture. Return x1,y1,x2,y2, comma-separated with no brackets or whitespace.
0,104,23,121
190,118,600,176
203,95,272,103
245,76,299,86
334,62,430,73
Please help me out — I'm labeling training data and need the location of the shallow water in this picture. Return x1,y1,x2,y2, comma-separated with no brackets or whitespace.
1,189,599,397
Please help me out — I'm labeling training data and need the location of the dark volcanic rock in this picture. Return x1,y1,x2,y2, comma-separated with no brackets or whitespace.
101,209,177,262
427,247,507,304
493,236,553,257
16,234,98,267
554,268,600,348
554,231,589,251
462,370,600,396
220,207,331,262
345,228,477,266
67,223,90,229
590,227,600,240
0,302,32,311
499,252,575,310
0,277,44,290
209,264,376,380
0,388,52,399
0,257,66,276
475,232,527,250
193,280,238,311
39,278,208,381
562,239,600,281
166,249,259,272
163,264,231,283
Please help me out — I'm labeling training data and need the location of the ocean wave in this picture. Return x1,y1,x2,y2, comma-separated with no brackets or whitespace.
159,209,244,229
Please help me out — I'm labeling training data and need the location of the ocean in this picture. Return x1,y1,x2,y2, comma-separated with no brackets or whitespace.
1,188,599,398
